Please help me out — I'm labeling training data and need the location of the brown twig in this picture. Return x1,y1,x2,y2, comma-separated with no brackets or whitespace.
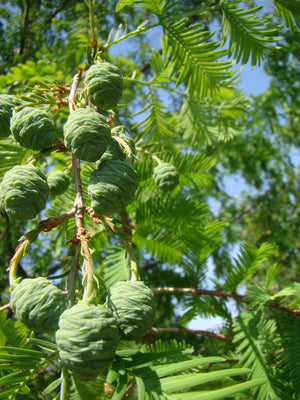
0,304,11,312
37,208,76,232
26,141,67,165
7,208,76,286
119,210,133,238
150,327,233,343
152,287,244,303
267,301,300,316
67,70,95,303
152,286,300,317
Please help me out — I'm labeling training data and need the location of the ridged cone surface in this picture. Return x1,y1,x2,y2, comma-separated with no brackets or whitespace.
63,108,111,162
98,137,126,164
97,126,136,166
106,281,156,340
0,94,16,138
88,159,139,216
84,62,123,110
10,106,56,150
55,302,120,375
0,164,49,220
10,277,65,332
47,170,70,196
154,162,179,191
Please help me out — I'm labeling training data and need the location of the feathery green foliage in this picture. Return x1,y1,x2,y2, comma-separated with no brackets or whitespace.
220,0,282,66
103,246,131,288
278,316,300,397
233,311,289,400
223,242,278,291
108,341,264,399
274,0,300,31
177,91,249,145
0,139,24,180
162,19,234,97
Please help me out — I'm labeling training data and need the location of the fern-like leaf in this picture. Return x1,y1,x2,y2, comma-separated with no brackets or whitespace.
177,91,249,145
245,282,300,309
278,316,300,397
134,228,184,264
0,138,24,180
162,18,234,97
70,373,107,400
116,0,164,13
170,379,266,400
0,313,29,347
103,246,131,288
220,0,282,66
133,87,177,144
110,340,263,399
162,151,216,190
223,242,278,292
0,345,51,398
274,0,300,31
149,45,175,86
233,311,287,400
134,189,223,264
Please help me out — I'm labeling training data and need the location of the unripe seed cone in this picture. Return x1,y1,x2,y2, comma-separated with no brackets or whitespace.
10,277,65,332
63,108,111,162
0,164,49,221
0,94,17,138
153,162,179,191
97,126,135,166
106,281,156,340
55,302,120,375
88,159,139,216
47,170,70,196
10,106,56,150
84,62,123,110
98,137,126,165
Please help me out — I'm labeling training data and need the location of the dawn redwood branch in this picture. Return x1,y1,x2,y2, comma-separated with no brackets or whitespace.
69,70,84,234
150,327,233,343
0,304,11,312
27,141,67,165
267,301,300,316
7,208,76,286
152,287,244,302
152,287,300,316
67,70,94,303
119,210,133,238
37,208,76,232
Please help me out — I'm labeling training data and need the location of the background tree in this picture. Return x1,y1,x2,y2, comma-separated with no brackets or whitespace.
0,0,299,399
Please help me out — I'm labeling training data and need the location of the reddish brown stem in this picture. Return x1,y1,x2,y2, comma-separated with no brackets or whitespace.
152,287,244,302
149,327,233,343
152,287,300,316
